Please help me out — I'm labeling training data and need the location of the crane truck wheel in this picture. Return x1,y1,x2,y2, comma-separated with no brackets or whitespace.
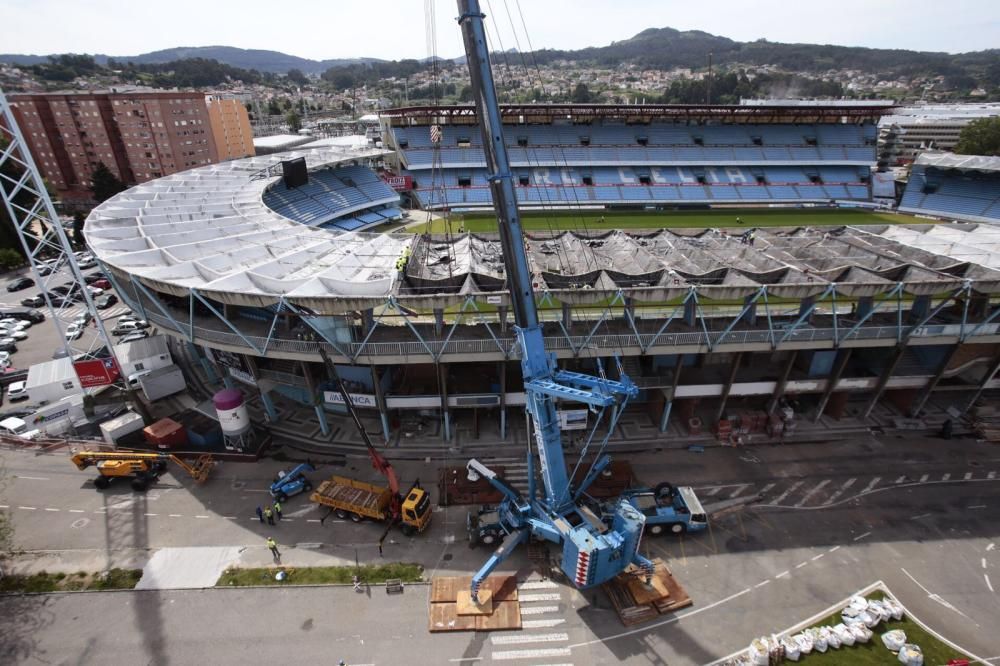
481,528,500,546
647,524,665,536
669,522,686,535
131,478,149,492
400,524,416,537
334,509,348,520
276,492,288,503
93,476,111,490
654,482,675,499
350,512,364,523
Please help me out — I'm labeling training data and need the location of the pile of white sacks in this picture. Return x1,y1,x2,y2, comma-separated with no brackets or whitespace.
739,595,912,665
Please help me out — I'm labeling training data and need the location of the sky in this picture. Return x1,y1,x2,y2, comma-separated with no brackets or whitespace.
4,0,999,61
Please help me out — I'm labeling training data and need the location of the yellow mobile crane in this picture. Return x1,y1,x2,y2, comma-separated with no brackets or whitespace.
70,450,215,491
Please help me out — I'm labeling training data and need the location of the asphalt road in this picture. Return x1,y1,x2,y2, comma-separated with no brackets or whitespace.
1,434,998,665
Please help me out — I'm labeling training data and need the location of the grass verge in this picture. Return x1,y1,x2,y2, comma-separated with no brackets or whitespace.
413,208,911,234
794,591,971,665
0,568,142,593
216,563,424,587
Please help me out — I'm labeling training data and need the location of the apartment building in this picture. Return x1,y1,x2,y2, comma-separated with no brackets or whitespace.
206,95,255,161
8,91,222,200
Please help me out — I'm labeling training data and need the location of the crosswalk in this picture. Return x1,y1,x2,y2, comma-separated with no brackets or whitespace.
694,468,1000,509
490,579,574,663
61,305,132,320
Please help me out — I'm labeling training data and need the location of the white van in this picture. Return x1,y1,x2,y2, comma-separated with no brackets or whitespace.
7,380,28,401
0,416,41,440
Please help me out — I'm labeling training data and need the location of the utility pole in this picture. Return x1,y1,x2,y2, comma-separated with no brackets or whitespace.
707,52,713,105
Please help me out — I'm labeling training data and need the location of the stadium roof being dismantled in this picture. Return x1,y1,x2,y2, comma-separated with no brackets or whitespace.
86,153,1000,314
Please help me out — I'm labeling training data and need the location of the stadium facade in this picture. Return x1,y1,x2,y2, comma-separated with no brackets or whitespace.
86,103,1000,446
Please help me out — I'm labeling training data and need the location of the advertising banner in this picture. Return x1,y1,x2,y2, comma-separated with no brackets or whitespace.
73,358,120,388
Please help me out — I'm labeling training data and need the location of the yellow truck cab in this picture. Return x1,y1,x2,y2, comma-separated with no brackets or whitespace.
400,486,432,534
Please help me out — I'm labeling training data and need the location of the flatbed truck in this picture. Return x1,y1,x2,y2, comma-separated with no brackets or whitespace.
310,475,432,536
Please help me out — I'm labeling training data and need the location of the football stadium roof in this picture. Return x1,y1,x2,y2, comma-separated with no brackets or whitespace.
914,151,1000,174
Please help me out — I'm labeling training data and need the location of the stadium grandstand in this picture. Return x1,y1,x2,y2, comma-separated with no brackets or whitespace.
898,152,1000,223
381,102,889,209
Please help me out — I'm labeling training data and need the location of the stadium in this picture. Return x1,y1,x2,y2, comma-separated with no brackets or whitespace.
85,102,1000,448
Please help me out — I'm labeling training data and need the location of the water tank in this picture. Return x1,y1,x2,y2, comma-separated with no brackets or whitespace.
213,388,250,435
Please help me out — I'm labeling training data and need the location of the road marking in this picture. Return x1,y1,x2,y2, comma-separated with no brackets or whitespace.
519,593,562,602
861,477,881,494
989,543,996,552
775,570,790,579
829,546,841,553
705,486,722,496
754,580,770,588
941,473,951,481
307,519,320,523
16,476,49,481
854,531,872,542
895,475,907,484
794,479,830,507
969,505,988,509
900,567,970,618
491,632,569,645
522,618,566,629
519,605,560,615
984,558,989,570
769,480,804,505
989,471,997,480
919,474,930,483
68,509,84,513
448,659,483,663
987,575,994,593
519,580,559,590
491,648,572,661
759,483,776,495
194,515,209,519
145,513,157,517
0,504,7,509
811,553,825,561
224,516,236,520
44,507,60,512
911,513,931,520
823,478,856,505
965,472,974,480
169,514,182,518
728,484,751,499
18,506,36,510
795,561,808,569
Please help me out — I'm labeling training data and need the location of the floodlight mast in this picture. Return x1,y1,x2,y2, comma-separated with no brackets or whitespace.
0,88,145,423
455,0,651,603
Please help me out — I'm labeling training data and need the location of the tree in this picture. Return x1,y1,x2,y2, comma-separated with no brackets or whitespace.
571,83,593,103
285,111,302,134
0,136,32,260
955,116,1000,156
89,162,127,204
72,211,86,247
286,68,308,86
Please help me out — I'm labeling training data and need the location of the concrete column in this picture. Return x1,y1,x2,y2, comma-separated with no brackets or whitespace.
499,361,507,439
188,342,218,383
798,296,815,323
963,352,1000,415
315,404,330,436
713,352,744,423
244,355,279,424
362,308,375,336
856,297,874,320
439,363,451,442
562,302,572,330
910,295,931,322
684,298,697,327
371,365,391,444
660,355,684,432
813,349,853,422
498,306,509,334
433,308,445,337
624,297,635,324
742,294,758,326
766,350,798,414
910,344,961,417
260,392,279,423
861,345,906,419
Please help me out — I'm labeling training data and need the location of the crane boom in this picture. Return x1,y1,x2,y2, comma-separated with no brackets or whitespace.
456,0,651,603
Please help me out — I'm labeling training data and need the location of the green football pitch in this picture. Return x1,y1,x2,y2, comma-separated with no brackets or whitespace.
411,207,912,234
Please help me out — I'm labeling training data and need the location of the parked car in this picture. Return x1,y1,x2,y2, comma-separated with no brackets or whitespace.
92,278,112,290
120,330,149,343
78,257,97,269
7,380,28,401
0,416,40,440
65,323,84,340
6,277,34,292
1,329,28,341
95,294,118,309
0,351,10,364
0,308,44,323
1,318,30,330
86,286,104,296
117,316,149,329
0,339,18,353
83,274,103,285
74,312,93,326
20,295,45,308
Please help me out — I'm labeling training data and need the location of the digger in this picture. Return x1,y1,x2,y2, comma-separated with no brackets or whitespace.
70,450,215,491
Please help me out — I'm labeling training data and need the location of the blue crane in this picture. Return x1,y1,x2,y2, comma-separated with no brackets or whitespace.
455,0,654,603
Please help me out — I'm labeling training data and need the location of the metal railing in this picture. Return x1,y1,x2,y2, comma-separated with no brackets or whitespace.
144,309,1000,361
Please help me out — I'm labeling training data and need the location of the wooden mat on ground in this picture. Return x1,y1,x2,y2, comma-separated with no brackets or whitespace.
428,575,522,632
602,558,692,627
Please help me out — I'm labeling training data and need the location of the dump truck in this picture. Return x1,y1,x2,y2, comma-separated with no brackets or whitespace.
70,450,215,491
310,475,431,536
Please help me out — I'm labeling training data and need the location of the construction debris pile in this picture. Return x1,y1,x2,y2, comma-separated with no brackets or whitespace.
972,404,1000,443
